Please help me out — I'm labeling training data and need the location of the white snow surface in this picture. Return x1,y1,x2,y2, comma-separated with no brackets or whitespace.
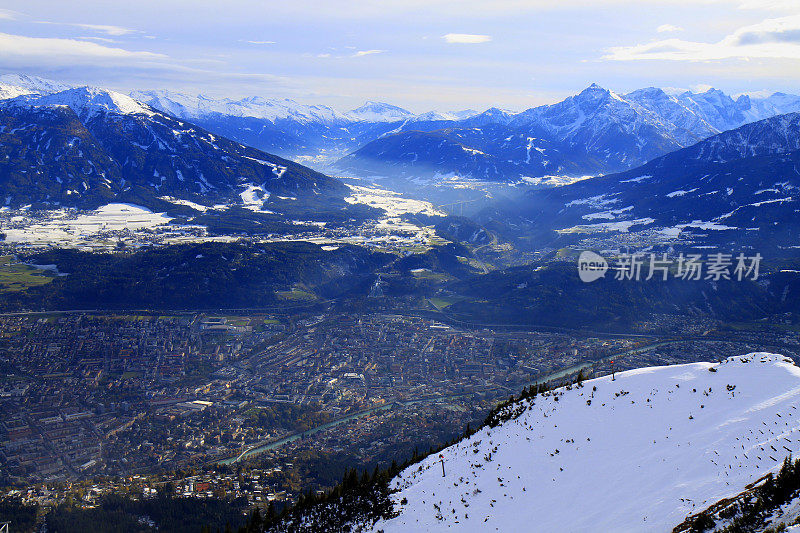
1,203,173,245
373,353,800,533
344,101,415,122
238,184,273,213
344,184,445,217
0,74,71,100
9,86,154,118
130,90,473,125
131,90,344,123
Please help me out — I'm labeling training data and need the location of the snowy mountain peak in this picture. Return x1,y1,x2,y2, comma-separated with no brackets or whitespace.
463,106,514,126
0,73,72,100
130,89,344,124
571,82,629,110
8,86,155,119
578,82,611,97
414,109,480,121
370,353,800,532
130,89,204,119
345,101,415,122
626,86,669,99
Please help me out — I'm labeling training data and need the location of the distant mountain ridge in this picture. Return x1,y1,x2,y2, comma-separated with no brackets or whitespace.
339,84,800,181
0,83,346,211
128,81,800,180
502,111,800,251
2,74,800,186
129,89,481,162
0,73,71,100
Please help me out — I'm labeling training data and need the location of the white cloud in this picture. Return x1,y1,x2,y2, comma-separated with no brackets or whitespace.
259,1,800,19
605,15,800,61
736,0,800,10
0,32,166,65
242,40,276,45
443,33,492,44
657,24,683,33
353,49,385,57
74,24,137,36
78,36,117,43
35,21,138,36
0,9,16,20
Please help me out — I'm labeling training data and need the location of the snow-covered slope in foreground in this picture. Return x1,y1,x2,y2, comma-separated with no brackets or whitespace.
375,353,800,533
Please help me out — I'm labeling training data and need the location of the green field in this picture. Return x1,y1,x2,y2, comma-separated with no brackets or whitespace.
276,288,317,301
411,269,454,282
0,255,57,293
428,295,468,311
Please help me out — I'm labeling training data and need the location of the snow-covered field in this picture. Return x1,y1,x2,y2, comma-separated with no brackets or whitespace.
344,184,445,218
341,183,447,247
374,353,800,533
520,175,594,187
1,203,176,246
557,217,655,234
238,183,274,213
0,192,448,251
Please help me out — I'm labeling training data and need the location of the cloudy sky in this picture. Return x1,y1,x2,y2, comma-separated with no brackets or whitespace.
1,0,799,112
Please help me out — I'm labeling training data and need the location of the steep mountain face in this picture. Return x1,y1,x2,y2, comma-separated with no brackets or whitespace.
368,353,800,532
0,104,121,208
336,125,582,179
677,88,753,132
675,112,800,162
344,101,415,122
623,87,718,144
513,83,686,169
338,85,800,181
674,89,800,132
675,456,800,532
505,112,800,250
0,74,71,100
337,84,683,181
0,87,346,209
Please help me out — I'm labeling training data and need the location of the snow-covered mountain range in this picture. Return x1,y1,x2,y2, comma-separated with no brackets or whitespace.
9,86,155,120
2,72,799,232
2,74,798,182
0,81,346,212
0,73,71,100
369,353,800,532
127,89,473,161
507,111,800,251
130,89,345,124
339,84,800,180
130,90,478,125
